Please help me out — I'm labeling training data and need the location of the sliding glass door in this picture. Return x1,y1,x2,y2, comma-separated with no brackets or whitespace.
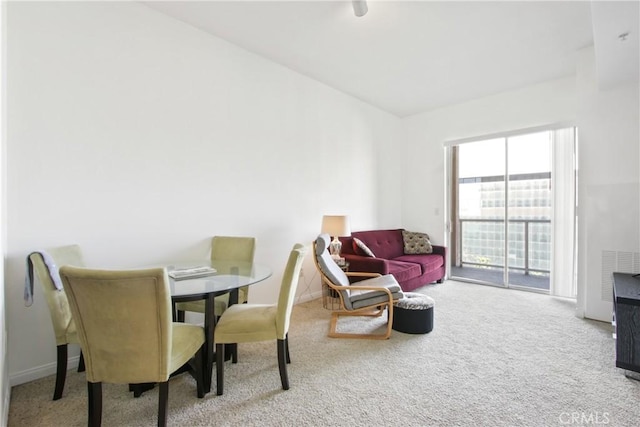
506,132,553,290
450,127,576,295
454,138,509,287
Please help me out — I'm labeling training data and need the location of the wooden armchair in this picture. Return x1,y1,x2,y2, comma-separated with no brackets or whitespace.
313,234,404,339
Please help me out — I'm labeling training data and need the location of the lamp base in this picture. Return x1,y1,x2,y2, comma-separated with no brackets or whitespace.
329,236,342,258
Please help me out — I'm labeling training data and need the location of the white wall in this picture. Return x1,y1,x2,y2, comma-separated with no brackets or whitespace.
1,0,9,422
576,47,640,321
401,52,639,323
5,2,402,385
402,77,578,245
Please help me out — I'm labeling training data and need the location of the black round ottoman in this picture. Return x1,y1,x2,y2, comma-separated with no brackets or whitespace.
392,292,435,334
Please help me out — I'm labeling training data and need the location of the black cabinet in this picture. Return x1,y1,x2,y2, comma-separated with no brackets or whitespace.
612,273,640,375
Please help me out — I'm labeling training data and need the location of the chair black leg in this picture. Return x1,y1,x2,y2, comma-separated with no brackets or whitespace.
285,334,291,364
194,344,205,398
231,343,238,364
157,381,169,427
129,382,155,398
216,343,224,395
277,339,289,390
176,310,185,323
78,350,86,372
53,344,67,400
87,381,102,427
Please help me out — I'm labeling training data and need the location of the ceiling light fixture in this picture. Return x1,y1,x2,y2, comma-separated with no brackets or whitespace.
352,0,368,17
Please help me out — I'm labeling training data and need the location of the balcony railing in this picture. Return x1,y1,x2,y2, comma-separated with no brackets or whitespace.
458,218,551,276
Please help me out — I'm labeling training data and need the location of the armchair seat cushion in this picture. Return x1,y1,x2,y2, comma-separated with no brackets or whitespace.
351,290,405,310
349,275,403,310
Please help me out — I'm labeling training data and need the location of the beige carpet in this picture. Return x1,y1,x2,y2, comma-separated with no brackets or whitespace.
8,280,640,426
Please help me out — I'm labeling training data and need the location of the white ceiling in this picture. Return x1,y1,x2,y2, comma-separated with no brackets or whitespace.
591,0,640,90
144,1,638,118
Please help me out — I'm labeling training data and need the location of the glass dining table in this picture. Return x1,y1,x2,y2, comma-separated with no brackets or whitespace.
166,260,272,394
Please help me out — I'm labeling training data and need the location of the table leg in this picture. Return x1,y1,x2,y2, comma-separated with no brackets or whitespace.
183,288,240,394
129,383,155,397
203,293,216,394
228,288,239,306
226,289,239,363
171,301,177,322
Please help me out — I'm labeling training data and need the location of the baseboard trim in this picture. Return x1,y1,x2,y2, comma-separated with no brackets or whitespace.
10,354,82,387
2,376,9,427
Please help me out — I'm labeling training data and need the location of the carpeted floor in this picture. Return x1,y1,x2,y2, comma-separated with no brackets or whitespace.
8,280,640,426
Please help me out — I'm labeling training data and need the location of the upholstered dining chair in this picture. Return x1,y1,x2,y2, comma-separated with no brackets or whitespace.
59,266,205,427
215,243,306,396
175,236,256,321
28,245,86,400
313,234,404,339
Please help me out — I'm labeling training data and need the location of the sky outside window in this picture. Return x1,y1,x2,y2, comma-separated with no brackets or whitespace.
459,132,552,179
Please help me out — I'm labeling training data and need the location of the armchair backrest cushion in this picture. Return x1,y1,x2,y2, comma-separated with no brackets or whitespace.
315,234,353,309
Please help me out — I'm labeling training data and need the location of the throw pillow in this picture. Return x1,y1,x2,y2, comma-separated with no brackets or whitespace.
352,238,376,257
402,230,433,254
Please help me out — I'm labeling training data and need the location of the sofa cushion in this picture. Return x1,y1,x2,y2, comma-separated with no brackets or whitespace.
353,238,376,257
352,229,405,260
402,230,433,254
386,260,422,283
394,254,444,275
339,237,356,255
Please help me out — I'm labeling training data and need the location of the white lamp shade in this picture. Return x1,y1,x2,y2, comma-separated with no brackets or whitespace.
321,215,351,237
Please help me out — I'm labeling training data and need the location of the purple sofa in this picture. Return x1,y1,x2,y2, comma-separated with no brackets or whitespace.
339,229,446,292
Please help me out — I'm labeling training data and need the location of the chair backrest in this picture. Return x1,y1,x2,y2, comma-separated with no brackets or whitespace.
275,244,307,339
211,236,256,262
314,235,356,310
30,245,85,345
59,266,173,384
314,234,353,308
212,236,256,304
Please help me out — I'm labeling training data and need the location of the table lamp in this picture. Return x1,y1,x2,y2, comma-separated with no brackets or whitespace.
321,215,351,259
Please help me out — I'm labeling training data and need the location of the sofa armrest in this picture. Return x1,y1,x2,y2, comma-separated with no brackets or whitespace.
431,245,447,263
342,254,389,275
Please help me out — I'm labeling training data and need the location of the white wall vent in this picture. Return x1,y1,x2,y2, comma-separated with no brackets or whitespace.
601,250,640,302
